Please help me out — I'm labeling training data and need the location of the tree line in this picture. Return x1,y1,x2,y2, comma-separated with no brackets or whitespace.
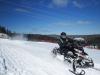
0,25,12,36
0,25,100,49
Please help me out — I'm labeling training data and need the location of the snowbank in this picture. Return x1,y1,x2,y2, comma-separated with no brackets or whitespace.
0,33,8,39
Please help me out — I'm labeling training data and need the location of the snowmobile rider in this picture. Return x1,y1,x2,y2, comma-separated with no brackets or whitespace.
57,32,86,58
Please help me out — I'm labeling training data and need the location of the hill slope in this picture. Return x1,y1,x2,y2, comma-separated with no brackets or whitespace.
0,38,100,75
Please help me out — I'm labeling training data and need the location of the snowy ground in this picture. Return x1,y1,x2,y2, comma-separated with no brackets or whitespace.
0,38,100,75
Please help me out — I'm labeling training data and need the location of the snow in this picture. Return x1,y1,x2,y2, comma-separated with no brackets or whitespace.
0,38,100,75
84,48,100,64
0,33,8,39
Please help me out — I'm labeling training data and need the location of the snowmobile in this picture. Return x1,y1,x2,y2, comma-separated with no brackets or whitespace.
52,47,94,68
73,49,94,68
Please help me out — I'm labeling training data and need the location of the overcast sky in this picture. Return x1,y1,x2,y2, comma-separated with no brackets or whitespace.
0,0,100,35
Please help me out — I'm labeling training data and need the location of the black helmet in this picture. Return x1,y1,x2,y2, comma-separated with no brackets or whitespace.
60,32,66,39
61,32,66,36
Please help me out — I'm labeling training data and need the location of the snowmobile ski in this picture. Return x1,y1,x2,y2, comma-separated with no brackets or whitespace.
69,69,85,75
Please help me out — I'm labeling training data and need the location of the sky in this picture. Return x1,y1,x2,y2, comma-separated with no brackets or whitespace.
0,0,100,35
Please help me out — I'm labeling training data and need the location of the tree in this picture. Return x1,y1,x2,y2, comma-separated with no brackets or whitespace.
0,25,12,36
0,25,6,33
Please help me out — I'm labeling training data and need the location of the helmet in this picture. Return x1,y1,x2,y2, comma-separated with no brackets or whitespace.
60,32,66,39
61,32,66,36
